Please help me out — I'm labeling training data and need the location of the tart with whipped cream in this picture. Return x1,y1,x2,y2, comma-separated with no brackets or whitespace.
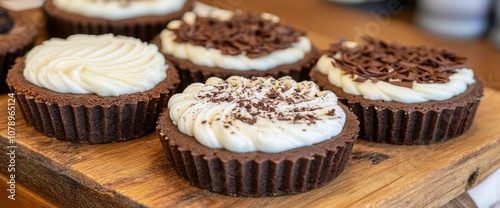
0,8,38,93
310,37,484,144
151,10,319,91
6,34,179,144
156,76,359,197
43,0,194,41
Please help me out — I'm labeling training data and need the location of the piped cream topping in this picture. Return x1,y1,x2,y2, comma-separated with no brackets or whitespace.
24,34,168,96
314,40,476,103
160,11,312,71
53,0,187,20
168,76,346,153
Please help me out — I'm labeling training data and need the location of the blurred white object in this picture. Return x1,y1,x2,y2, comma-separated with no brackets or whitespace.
417,0,491,18
0,0,45,11
468,168,500,208
415,14,488,39
415,0,492,39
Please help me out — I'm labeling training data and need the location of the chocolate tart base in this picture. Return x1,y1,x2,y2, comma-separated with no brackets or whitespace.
6,58,180,144
43,0,194,42
310,68,484,145
156,105,359,197
0,11,38,93
151,36,319,92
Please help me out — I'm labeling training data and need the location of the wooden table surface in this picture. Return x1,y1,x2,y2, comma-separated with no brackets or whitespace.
1,1,500,207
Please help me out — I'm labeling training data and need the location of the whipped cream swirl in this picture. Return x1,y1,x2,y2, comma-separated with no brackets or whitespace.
315,42,476,103
53,0,187,20
168,76,346,153
160,11,312,71
24,34,168,96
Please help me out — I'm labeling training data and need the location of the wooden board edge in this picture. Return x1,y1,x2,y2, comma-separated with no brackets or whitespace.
0,137,144,208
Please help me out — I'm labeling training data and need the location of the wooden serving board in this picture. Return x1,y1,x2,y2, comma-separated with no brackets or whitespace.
0,85,499,207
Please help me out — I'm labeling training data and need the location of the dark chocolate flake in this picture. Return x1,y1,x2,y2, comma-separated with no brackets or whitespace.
172,12,305,58
326,36,469,87
267,92,278,99
327,109,336,116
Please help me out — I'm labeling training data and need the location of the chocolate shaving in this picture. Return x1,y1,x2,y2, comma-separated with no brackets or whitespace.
327,109,336,116
195,77,338,126
326,36,468,88
172,12,305,58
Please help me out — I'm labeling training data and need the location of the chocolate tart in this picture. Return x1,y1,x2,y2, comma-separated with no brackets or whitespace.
310,37,484,145
310,68,483,144
157,104,358,197
151,11,319,91
43,0,194,42
0,8,38,93
7,57,179,144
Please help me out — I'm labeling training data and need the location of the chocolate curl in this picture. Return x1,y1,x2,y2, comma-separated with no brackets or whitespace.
172,12,306,58
326,36,469,88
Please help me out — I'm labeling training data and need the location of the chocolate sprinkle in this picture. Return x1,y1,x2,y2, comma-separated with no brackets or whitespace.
0,8,13,34
172,12,305,58
326,36,468,88
195,77,337,126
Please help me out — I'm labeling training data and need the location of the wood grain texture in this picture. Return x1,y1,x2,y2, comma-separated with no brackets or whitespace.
0,88,499,207
0,174,61,208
